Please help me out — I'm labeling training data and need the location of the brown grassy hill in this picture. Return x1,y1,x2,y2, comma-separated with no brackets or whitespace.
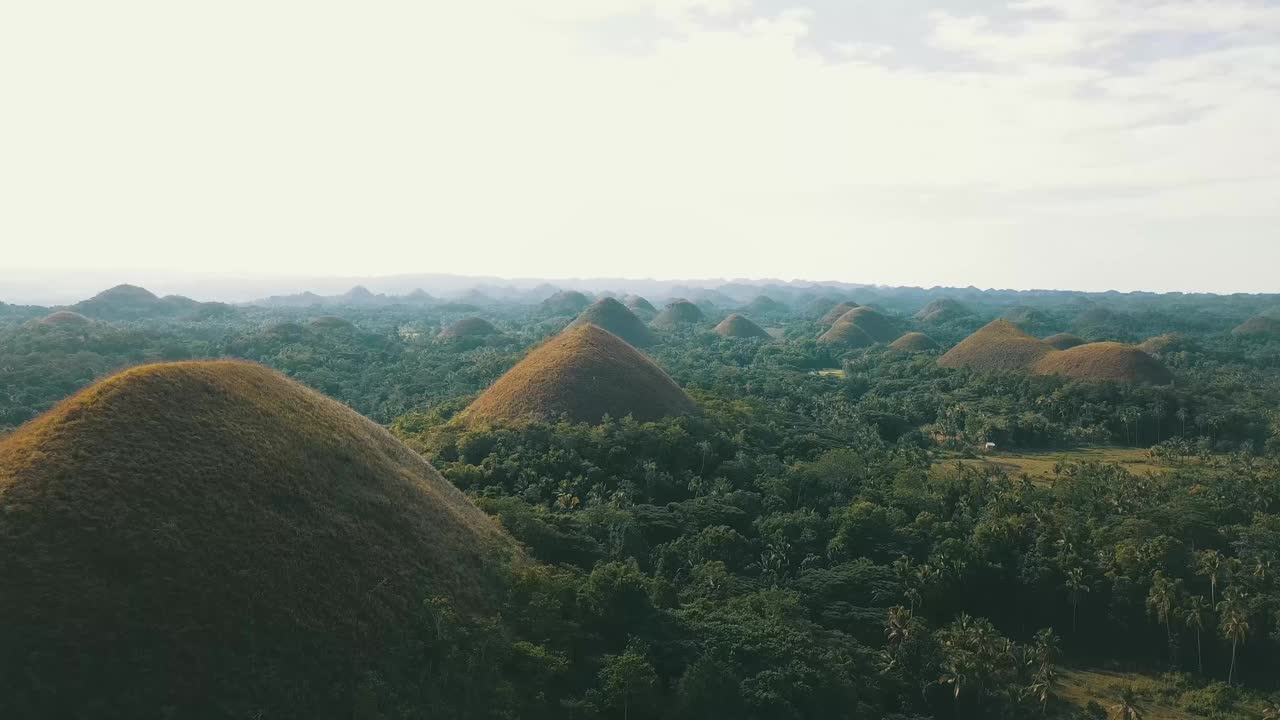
914,299,970,324
1233,316,1280,338
1139,333,1194,355
938,320,1057,373
440,316,499,339
714,313,771,339
569,298,657,347
820,302,860,326
651,299,705,329
817,320,874,349
889,332,940,352
458,324,697,426
1033,342,1174,384
0,361,511,717
540,290,591,316
309,315,354,329
1044,333,1086,350
37,310,93,327
832,306,899,343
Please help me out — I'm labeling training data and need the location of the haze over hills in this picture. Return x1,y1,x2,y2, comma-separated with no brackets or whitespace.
7,269,1280,315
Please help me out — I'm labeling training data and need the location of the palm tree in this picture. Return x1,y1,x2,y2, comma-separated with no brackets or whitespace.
1182,595,1208,674
1195,550,1224,606
1030,628,1061,715
1176,407,1189,437
1033,628,1060,672
1065,567,1090,635
1029,666,1056,716
885,606,912,656
1217,589,1250,685
1111,686,1144,720
1145,572,1178,662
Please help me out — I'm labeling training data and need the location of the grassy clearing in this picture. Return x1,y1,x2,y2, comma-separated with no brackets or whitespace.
932,446,1168,481
1057,668,1264,719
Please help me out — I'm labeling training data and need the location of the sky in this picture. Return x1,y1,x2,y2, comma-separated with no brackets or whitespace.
2,0,1278,293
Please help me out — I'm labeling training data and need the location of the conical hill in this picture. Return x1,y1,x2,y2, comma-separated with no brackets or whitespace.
651,300,705,329
569,298,657,347
714,313,770,339
0,361,511,717
938,320,1056,372
458,325,697,426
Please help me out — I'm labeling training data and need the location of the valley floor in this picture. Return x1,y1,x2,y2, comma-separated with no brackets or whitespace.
932,446,1174,482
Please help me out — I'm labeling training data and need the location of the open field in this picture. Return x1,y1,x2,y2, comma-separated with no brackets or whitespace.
1057,668,1262,720
932,446,1169,481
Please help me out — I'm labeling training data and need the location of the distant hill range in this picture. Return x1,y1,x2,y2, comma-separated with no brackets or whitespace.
70,284,233,321
5,273,1280,334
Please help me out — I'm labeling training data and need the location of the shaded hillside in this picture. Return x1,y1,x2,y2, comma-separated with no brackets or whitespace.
1001,305,1049,326
1044,333,1086,350
440,316,499,339
569,298,657,347
830,307,898,343
1139,333,1194,356
458,324,697,426
0,361,511,717
819,302,860,326
1033,342,1173,384
37,310,93,327
651,300,706,329
309,315,355,330
914,298,970,324
817,320,874,349
1233,316,1280,338
889,332,940,352
624,294,658,319
540,290,591,316
72,284,213,321
938,320,1056,373
742,295,787,317
714,313,771,339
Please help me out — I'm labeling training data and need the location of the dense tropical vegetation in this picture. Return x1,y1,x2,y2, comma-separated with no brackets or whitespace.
3,283,1280,718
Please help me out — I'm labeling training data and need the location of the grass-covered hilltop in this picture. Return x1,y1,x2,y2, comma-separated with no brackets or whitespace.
4,278,1280,719
0,361,513,718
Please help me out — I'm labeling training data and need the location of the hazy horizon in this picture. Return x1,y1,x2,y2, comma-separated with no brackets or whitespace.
3,267,1278,307
4,1,1279,294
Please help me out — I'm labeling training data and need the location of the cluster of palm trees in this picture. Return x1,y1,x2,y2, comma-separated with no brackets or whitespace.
1117,549,1255,686
884,607,1065,715
1062,550,1257,686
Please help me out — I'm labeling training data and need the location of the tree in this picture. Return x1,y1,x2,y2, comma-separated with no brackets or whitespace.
1145,571,1178,662
1182,595,1208,674
1217,589,1250,686
885,605,912,657
597,640,659,720
1030,628,1061,715
1195,550,1225,606
1065,567,1090,635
